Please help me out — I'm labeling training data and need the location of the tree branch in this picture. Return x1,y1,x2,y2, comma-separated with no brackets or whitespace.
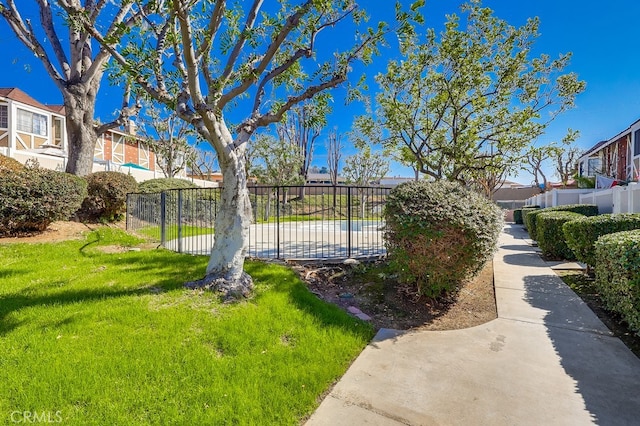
1,0,66,88
217,0,314,110
95,83,141,135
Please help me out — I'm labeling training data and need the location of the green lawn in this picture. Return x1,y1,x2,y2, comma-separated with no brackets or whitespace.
137,224,215,241
0,229,373,424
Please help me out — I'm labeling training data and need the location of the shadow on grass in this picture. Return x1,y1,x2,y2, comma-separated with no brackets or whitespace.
246,261,375,340
0,286,154,336
0,244,208,336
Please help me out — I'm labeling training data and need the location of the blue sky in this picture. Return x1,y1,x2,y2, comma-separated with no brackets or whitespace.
1,1,639,184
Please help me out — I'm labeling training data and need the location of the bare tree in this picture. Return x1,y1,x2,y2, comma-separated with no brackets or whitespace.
522,144,560,191
76,0,401,297
326,129,344,208
280,102,324,199
137,104,193,178
555,146,582,187
0,1,146,175
190,148,220,182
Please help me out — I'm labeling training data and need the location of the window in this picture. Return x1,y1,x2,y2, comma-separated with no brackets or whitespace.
53,118,63,145
587,158,601,176
0,105,7,128
635,129,640,157
16,108,47,136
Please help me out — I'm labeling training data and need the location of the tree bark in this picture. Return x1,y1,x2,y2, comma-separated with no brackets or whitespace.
62,83,100,176
186,139,254,299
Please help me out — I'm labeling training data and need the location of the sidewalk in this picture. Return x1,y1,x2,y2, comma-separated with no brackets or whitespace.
306,224,640,425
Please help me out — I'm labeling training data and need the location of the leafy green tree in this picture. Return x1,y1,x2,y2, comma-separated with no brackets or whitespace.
343,145,389,218
0,1,144,176
72,0,407,296
251,134,305,188
354,0,585,189
250,133,305,219
343,145,389,186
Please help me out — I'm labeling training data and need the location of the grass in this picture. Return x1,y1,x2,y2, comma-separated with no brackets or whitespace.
0,229,373,424
137,224,215,241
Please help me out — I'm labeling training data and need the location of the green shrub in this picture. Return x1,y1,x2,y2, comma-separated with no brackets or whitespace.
515,205,539,225
0,165,87,235
521,206,540,229
79,171,139,222
514,209,523,224
0,154,23,173
563,214,640,267
524,204,598,240
595,230,640,333
524,209,543,239
138,177,198,193
537,211,584,260
384,180,503,298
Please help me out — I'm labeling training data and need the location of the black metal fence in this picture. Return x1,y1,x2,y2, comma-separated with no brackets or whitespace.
126,185,390,260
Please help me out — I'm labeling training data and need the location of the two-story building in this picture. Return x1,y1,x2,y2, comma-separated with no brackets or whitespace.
0,87,199,183
577,118,640,183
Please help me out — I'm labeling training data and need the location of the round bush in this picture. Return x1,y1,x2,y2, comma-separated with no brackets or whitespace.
79,171,139,222
564,213,640,267
536,211,584,260
0,166,87,235
384,180,503,298
138,177,198,193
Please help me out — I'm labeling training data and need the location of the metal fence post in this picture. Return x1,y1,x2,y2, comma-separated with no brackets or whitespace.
177,189,183,253
160,191,166,246
347,186,352,258
126,194,132,231
276,186,281,259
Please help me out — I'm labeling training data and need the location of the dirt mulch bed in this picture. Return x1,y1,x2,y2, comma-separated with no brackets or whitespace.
291,260,497,331
0,221,96,244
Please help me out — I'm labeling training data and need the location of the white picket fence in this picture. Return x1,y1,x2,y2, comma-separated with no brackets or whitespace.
525,184,640,214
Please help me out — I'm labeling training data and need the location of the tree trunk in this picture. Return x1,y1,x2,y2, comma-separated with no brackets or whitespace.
264,190,273,221
62,83,100,176
332,185,337,210
186,145,253,299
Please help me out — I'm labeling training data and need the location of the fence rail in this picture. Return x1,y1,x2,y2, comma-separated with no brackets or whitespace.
126,185,389,260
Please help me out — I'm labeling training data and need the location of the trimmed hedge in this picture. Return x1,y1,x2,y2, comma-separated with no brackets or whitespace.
384,180,503,298
537,211,584,260
0,165,87,235
138,177,198,193
524,204,598,241
521,207,540,229
595,230,640,333
563,214,640,267
516,205,540,225
79,171,139,222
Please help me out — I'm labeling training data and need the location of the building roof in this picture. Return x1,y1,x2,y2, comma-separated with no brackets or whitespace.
492,185,541,201
0,87,65,114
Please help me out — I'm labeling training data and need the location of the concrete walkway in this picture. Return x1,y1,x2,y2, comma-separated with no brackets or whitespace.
306,224,640,425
